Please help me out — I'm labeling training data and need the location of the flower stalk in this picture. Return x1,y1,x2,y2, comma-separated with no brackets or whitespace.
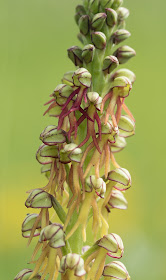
15,0,136,279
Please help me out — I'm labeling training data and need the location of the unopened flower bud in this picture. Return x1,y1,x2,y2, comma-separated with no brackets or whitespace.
73,68,92,88
111,76,132,97
14,269,41,280
114,45,136,64
67,46,83,67
103,261,130,279
103,55,119,74
40,126,67,145
60,143,82,163
22,214,41,238
117,7,130,22
112,0,123,10
60,254,86,276
105,8,118,27
110,68,136,84
107,168,131,190
111,135,126,152
91,31,106,50
79,15,90,36
75,5,86,24
53,84,73,99
82,44,95,64
36,144,58,165
98,233,124,258
100,0,114,8
86,175,106,198
91,13,107,30
89,0,99,13
87,91,102,110
39,223,65,248
108,189,128,210
118,115,135,137
25,189,52,209
62,71,75,86
111,29,131,44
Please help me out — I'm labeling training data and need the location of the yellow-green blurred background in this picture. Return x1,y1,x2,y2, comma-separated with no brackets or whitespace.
1,0,166,279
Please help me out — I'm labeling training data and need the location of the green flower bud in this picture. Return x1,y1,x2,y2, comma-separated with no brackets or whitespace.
22,214,41,238
82,44,95,64
111,29,131,44
73,68,92,88
117,7,130,22
118,115,135,137
60,143,82,163
103,261,130,279
98,233,124,258
111,0,123,10
40,126,67,145
114,45,136,64
103,55,119,74
36,144,59,165
87,91,102,110
91,31,106,50
111,76,132,98
53,84,73,99
107,168,131,190
60,254,86,276
111,135,126,153
25,189,52,209
79,15,90,36
76,5,86,15
110,68,136,84
91,13,107,30
86,175,106,198
89,0,99,13
62,71,75,86
75,5,86,24
14,269,41,280
67,46,83,67
100,0,114,8
108,189,128,210
105,8,118,27
39,223,65,248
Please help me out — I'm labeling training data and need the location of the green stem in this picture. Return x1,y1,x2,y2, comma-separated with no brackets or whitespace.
92,48,106,93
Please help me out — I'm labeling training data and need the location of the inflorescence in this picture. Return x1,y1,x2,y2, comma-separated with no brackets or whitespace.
15,0,136,279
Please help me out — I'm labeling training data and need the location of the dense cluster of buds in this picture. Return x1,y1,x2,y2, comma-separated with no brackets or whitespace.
15,0,136,279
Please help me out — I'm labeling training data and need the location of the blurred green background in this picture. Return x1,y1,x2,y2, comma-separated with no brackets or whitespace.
1,0,166,279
